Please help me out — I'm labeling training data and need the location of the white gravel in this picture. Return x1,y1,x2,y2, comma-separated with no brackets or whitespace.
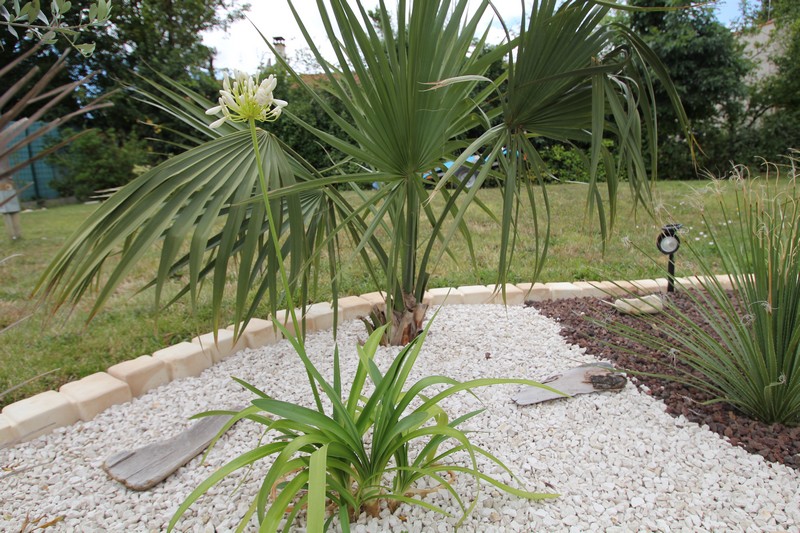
1,305,798,532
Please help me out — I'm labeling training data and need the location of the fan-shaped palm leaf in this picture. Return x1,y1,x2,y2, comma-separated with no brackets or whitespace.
33,129,337,336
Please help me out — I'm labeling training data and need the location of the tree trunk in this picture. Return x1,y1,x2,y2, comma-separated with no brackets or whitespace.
360,293,428,346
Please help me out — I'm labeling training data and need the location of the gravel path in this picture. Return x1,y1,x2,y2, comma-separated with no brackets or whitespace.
1,305,798,532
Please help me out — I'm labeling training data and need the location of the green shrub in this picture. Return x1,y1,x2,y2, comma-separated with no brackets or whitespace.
610,159,800,426
538,142,611,183
49,129,151,201
169,320,556,531
542,143,590,182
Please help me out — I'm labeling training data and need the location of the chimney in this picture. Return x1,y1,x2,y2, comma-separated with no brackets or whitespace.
273,37,286,60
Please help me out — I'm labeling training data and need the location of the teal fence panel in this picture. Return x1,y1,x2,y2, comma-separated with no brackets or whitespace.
7,121,63,202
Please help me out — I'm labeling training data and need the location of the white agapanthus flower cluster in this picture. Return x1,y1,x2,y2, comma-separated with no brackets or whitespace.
206,71,288,129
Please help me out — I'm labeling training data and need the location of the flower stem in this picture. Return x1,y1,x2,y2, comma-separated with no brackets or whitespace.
249,119,300,336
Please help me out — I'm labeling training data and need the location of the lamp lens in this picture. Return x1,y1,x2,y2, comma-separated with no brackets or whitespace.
659,235,679,254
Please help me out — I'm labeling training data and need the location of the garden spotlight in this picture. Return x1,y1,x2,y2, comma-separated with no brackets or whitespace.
657,223,682,292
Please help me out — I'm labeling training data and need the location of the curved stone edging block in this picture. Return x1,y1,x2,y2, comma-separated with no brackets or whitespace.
0,276,732,447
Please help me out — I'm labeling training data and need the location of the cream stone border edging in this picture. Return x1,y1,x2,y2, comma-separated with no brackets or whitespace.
0,274,737,447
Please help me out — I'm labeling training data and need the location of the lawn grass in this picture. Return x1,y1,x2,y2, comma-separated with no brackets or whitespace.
0,178,759,405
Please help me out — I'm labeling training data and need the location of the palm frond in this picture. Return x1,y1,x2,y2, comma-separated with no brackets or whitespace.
273,0,495,307
464,0,692,291
34,130,315,334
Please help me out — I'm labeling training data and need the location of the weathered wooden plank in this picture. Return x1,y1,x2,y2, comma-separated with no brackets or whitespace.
103,412,239,491
512,362,626,405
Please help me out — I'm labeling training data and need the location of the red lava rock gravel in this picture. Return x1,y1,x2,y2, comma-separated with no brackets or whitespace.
531,291,800,471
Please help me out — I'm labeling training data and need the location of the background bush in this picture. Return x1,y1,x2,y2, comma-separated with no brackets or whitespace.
49,129,151,200
534,141,611,183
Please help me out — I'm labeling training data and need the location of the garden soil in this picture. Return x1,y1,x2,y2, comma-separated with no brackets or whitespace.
532,291,800,471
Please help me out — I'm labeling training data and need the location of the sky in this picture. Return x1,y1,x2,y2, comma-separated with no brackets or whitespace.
202,0,744,75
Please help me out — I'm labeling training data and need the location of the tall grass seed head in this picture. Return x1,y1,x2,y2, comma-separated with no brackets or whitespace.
206,71,288,128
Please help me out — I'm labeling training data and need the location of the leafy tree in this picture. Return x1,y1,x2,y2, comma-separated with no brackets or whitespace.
2,1,248,141
766,1,800,113
76,0,248,138
626,0,748,178
737,0,800,161
13,1,251,202
49,129,150,200
1,0,111,53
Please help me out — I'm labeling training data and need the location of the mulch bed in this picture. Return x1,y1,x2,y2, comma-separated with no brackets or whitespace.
531,291,800,471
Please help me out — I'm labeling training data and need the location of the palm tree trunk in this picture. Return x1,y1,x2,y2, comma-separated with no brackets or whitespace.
360,292,429,346
387,301,429,345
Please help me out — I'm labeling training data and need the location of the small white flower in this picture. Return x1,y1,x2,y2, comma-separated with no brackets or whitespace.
205,71,287,129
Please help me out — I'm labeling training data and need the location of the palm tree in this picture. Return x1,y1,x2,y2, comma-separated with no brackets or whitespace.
34,0,688,345
273,0,505,343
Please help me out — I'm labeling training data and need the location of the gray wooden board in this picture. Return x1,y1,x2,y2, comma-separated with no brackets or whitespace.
513,362,626,405
103,412,238,491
